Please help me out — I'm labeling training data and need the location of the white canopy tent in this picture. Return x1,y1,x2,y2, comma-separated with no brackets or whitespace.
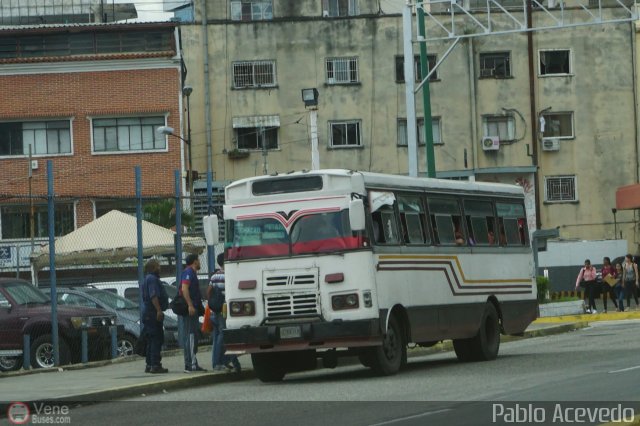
30,210,205,276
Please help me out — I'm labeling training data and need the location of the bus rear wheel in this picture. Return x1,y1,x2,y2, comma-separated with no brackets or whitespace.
251,353,286,383
367,315,405,376
453,303,500,362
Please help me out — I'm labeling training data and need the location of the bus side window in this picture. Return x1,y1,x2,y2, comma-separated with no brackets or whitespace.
428,197,464,246
496,202,528,246
463,200,495,246
397,194,429,245
369,190,399,245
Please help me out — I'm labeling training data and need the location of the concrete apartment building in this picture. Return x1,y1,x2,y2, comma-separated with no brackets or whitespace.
175,0,639,249
0,6,185,272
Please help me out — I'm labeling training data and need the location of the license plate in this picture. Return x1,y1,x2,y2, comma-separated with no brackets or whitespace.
280,326,302,339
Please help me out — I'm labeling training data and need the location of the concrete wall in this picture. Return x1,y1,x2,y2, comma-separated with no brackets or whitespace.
538,239,629,290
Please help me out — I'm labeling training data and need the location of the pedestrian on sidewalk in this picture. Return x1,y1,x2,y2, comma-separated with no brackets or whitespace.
207,253,241,373
141,259,168,374
600,256,618,313
575,259,598,314
622,254,640,310
613,263,625,312
180,254,206,372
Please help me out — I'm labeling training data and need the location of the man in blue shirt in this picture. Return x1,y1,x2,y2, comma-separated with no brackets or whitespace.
180,254,206,372
141,259,168,374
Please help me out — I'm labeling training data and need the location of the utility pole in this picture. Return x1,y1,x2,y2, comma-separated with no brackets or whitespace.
403,1,419,177
417,0,436,178
310,109,319,170
261,127,268,175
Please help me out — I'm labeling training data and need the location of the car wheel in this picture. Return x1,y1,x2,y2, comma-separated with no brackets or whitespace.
117,334,137,357
31,334,70,369
0,356,23,372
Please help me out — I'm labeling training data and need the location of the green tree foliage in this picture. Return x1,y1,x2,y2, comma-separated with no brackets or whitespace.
536,276,550,304
143,200,194,230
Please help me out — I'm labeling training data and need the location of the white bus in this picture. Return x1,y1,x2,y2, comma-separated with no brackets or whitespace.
221,169,537,382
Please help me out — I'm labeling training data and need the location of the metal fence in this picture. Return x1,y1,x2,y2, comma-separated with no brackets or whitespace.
0,163,225,371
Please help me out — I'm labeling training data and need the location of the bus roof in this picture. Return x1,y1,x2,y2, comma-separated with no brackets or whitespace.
225,169,524,202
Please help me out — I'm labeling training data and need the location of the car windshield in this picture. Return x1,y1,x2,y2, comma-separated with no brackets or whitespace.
3,282,50,305
225,210,364,261
84,289,138,310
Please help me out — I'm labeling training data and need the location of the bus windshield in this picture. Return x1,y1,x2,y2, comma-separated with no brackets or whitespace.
225,210,364,260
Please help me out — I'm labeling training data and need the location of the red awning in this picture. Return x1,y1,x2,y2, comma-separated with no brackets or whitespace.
616,183,640,210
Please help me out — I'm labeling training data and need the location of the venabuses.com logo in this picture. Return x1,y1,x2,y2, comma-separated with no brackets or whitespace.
7,402,30,425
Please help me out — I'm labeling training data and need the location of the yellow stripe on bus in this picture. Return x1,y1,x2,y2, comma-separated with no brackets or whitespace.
378,254,532,285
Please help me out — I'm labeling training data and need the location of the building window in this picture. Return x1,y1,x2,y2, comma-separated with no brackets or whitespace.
395,55,437,83
398,118,441,146
479,52,511,78
482,115,515,142
545,175,577,202
230,1,273,21
92,116,166,153
236,127,278,150
0,120,71,157
329,120,361,148
322,0,358,16
94,199,137,218
232,60,276,89
539,49,571,76
326,57,359,84
541,112,574,139
0,204,74,239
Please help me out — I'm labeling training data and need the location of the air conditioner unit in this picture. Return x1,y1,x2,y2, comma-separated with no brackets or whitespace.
542,138,560,152
481,136,500,151
480,68,494,78
327,77,336,84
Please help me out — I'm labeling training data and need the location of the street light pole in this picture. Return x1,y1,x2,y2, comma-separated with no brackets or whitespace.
157,126,189,199
301,88,320,170
183,86,193,202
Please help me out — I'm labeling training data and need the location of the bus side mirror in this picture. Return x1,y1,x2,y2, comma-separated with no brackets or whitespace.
349,199,366,231
203,215,219,246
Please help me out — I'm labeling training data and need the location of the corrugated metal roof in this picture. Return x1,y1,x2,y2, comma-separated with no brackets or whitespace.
0,21,177,34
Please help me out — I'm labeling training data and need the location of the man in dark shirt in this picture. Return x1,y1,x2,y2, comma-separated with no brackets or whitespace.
180,254,206,372
141,259,167,373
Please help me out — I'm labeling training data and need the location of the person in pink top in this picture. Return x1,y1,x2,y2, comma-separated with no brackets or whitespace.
575,259,598,314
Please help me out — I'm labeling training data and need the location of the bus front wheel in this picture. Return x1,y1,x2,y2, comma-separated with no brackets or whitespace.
453,303,500,362
367,315,405,376
251,353,286,383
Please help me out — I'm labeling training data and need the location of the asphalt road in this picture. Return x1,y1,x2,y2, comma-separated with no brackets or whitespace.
24,320,640,426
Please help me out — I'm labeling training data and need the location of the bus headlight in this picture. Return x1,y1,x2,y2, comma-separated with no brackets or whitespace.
230,301,255,316
332,293,359,310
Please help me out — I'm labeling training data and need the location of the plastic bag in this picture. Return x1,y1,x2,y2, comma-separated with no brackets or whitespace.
201,304,213,333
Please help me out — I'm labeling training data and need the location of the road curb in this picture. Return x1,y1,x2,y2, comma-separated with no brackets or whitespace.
535,311,640,323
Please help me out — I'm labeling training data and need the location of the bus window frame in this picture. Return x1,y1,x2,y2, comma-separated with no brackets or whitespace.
427,195,468,246
396,192,430,246
462,198,497,246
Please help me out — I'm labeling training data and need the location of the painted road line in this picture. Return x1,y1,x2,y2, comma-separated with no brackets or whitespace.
367,409,452,426
608,365,640,374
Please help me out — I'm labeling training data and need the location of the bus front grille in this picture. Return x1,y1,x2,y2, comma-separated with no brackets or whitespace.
265,293,319,318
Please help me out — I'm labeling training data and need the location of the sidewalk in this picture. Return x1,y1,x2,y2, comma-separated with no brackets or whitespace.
1,312,639,405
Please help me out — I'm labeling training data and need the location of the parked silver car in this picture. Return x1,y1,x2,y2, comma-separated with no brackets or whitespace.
44,287,179,356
